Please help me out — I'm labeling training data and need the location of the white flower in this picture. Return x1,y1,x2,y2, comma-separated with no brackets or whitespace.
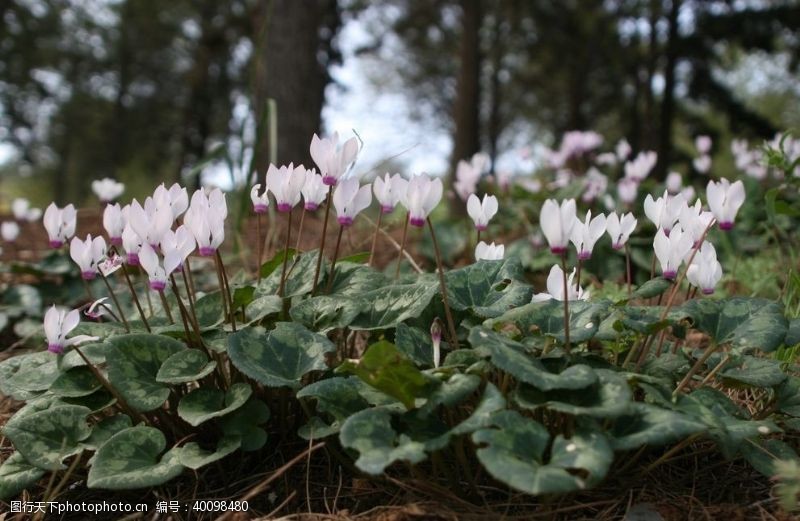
581,168,608,203
617,177,639,204
301,169,328,211
160,225,195,268
475,241,504,261
695,135,712,154
616,138,632,160
624,151,657,183
91,178,125,203
1,221,20,242
103,203,126,246
122,224,142,265
138,243,182,291
605,212,637,250
128,198,173,248
644,190,686,235
454,152,489,201
332,178,372,227
666,172,683,194
693,155,711,174
570,210,606,260
309,133,359,186
373,173,408,214
12,198,41,222
43,202,77,248
679,199,715,247
402,174,443,227
69,234,106,280
84,297,109,319
687,241,723,295
266,163,306,212
431,319,442,369
466,193,498,231
596,152,617,166
706,178,745,230
44,305,99,354
540,199,576,255
250,184,269,214
653,225,693,280
532,264,588,302
183,189,226,256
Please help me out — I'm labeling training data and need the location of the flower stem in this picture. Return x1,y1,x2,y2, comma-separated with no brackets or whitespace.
120,263,150,332
158,289,174,324
394,212,410,280
575,259,583,292
215,251,236,332
673,342,719,396
181,267,199,330
295,207,307,253
99,272,130,332
368,210,383,267
326,225,345,294
142,271,154,316
312,186,333,294
427,217,460,350
278,209,293,299
625,243,632,297
561,254,571,353
168,276,193,343
82,278,94,302
256,213,263,284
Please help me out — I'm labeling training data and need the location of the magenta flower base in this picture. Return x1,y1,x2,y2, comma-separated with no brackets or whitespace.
127,253,140,266
199,247,216,257
409,217,426,227
149,280,167,291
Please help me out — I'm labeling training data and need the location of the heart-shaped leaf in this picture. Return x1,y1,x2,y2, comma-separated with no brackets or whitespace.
3,405,92,470
0,351,59,399
349,283,438,330
177,383,252,427
681,298,788,352
105,334,185,411
228,324,334,389
49,366,101,397
720,356,786,388
486,299,612,344
394,323,440,367
156,349,216,384
514,369,632,418
192,291,226,328
628,277,672,301
327,262,388,296
219,399,271,451
84,415,133,450
445,258,533,318
176,436,241,470
610,403,706,451
290,295,365,332
258,250,318,297
469,327,597,391
87,426,184,489
297,377,372,440
0,452,46,501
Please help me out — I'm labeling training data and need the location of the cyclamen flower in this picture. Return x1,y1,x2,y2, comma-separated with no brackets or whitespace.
644,190,686,235
139,243,182,291
69,235,106,280
250,184,269,214
624,151,657,183
679,199,715,247
160,225,195,268
532,264,589,302
693,155,711,174
44,305,99,354
43,203,77,248
1,222,20,242
128,198,172,248
183,189,226,256
12,198,41,222
706,178,745,231
301,169,328,211
687,241,723,295
84,297,109,319
332,179,372,227
152,183,189,220
431,319,443,369
540,199,577,255
581,168,608,203
91,178,125,203
103,203,126,246
402,174,443,227
122,224,142,265
617,178,638,204
475,241,504,261
266,163,306,212
373,173,408,214
454,152,489,201
695,135,712,155
466,193,498,231
666,172,683,194
605,212,637,250
616,138,632,161
653,225,693,280
570,210,606,260
310,133,359,186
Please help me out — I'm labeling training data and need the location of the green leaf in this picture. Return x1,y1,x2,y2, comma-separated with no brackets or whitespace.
348,283,438,330
177,383,252,427
0,452,46,501
219,399,271,451
49,366,101,397
228,323,334,389
3,405,92,470
486,299,611,344
610,403,706,451
232,285,256,309
338,252,370,264
156,350,216,384
297,377,372,440
87,426,184,490
628,277,672,301
682,298,788,352
105,334,186,411
192,291,226,328
720,356,786,388
84,415,133,450
469,327,597,391
741,438,799,477
395,323,437,367
0,351,57,400
243,295,282,324
289,295,365,332
785,318,800,347
176,437,241,470
514,369,632,418
777,377,800,417
339,407,427,475
337,341,439,410
444,258,533,318
257,250,316,298
58,341,107,370
260,248,297,278
327,262,388,296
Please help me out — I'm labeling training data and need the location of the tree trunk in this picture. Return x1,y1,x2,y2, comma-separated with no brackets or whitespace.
656,0,681,180
449,0,483,182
